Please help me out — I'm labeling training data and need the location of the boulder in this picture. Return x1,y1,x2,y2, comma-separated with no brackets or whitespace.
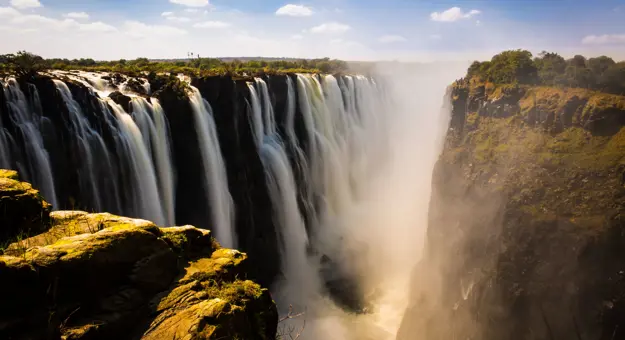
108,91,132,112
0,211,278,340
0,169,51,245
123,78,148,95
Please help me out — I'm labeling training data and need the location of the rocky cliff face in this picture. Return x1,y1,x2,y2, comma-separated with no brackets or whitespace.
0,170,278,340
398,83,625,339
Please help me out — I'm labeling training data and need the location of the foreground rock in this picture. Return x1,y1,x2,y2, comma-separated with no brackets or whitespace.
0,169,51,244
0,171,278,340
398,83,625,339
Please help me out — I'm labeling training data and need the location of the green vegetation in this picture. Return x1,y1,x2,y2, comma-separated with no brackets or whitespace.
465,49,625,95
0,50,349,77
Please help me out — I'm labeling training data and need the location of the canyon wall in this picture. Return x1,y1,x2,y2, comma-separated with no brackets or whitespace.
398,82,625,339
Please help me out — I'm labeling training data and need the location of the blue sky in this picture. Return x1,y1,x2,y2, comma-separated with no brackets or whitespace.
0,0,624,61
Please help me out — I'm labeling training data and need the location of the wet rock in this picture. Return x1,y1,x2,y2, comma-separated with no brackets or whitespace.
109,91,132,112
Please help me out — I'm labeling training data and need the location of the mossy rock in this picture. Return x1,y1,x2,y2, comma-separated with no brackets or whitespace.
0,210,277,340
0,169,51,247
3,211,157,256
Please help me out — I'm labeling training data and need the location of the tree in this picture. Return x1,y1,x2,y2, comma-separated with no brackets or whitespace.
0,51,48,78
534,51,566,85
563,55,593,88
597,62,625,95
587,56,615,78
477,50,538,84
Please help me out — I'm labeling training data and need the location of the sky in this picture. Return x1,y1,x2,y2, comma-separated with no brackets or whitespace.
0,0,624,61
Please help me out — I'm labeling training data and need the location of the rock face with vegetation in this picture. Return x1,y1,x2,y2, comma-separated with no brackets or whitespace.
0,169,51,245
0,171,278,340
398,62,625,338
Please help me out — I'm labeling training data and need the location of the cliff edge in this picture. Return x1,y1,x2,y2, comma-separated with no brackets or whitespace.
0,170,278,340
398,81,625,339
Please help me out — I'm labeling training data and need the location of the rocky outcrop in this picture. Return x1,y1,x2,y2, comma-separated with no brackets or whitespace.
108,91,132,111
0,169,51,244
449,82,625,140
398,83,625,340
0,171,278,340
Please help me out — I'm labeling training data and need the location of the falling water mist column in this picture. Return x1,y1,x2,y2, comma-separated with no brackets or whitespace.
2,79,58,207
103,98,166,225
248,78,320,312
188,86,235,248
130,97,176,226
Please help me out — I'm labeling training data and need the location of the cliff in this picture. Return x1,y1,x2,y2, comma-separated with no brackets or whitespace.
398,82,625,339
0,170,278,340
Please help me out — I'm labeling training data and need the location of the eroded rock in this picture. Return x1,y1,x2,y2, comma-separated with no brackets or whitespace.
0,185,277,339
0,169,51,244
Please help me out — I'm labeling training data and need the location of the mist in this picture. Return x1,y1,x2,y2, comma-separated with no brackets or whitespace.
271,61,468,340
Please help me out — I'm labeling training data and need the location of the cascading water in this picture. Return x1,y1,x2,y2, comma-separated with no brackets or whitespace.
187,86,235,248
130,97,176,226
260,71,450,340
0,122,10,168
1,79,58,207
104,99,166,225
1,65,461,339
53,80,117,212
248,78,320,311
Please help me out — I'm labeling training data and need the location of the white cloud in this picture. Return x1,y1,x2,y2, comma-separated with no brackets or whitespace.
291,34,303,40
582,34,625,45
430,7,481,22
10,0,41,9
161,12,174,17
329,39,363,48
0,6,21,17
310,22,351,34
169,0,209,7
378,35,407,43
166,16,192,23
65,12,89,20
11,14,61,25
124,21,188,39
79,21,117,32
276,4,313,17
7,13,116,33
185,8,199,13
429,34,442,40
193,21,230,28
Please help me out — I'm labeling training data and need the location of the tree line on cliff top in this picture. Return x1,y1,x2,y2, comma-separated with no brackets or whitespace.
0,51,349,77
464,49,625,95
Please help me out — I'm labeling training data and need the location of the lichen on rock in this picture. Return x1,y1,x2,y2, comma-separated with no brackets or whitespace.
398,81,625,340
0,169,51,247
0,171,278,340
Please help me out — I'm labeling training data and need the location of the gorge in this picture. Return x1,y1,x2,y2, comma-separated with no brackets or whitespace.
0,61,462,339
3,49,625,340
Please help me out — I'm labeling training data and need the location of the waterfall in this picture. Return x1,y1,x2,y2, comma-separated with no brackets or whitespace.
130,97,176,226
249,77,320,309
0,124,10,169
1,68,458,339
54,80,111,211
105,99,166,225
188,86,235,248
1,79,58,207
